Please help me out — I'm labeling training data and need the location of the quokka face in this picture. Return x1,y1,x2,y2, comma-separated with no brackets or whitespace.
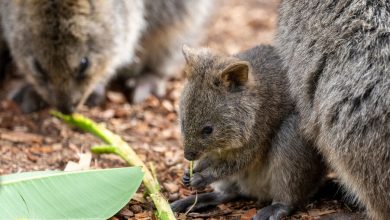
1,0,144,113
179,46,258,160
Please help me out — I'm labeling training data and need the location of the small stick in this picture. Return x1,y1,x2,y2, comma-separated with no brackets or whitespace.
184,191,198,216
184,160,198,215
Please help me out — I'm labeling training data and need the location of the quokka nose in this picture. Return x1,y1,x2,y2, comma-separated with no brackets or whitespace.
57,104,75,114
184,150,199,161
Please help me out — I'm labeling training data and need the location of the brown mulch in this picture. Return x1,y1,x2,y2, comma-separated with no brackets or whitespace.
0,0,359,219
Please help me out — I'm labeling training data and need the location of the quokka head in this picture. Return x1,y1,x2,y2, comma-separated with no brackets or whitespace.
179,45,258,160
2,0,144,113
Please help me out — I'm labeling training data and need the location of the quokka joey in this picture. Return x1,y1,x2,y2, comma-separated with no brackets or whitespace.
171,45,325,220
0,0,212,113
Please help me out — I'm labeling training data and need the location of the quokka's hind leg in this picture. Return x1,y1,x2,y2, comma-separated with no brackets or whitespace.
170,191,239,213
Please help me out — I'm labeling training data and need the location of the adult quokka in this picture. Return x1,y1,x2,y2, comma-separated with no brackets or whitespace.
0,0,212,113
277,1,390,219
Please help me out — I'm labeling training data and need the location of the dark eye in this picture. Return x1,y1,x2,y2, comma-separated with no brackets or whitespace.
201,126,213,136
77,57,89,80
33,59,48,80
213,80,221,87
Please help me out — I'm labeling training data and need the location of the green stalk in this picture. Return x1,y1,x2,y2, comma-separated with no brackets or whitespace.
51,111,176,220
189,161,194,178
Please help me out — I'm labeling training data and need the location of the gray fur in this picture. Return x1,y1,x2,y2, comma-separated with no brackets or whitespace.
174,45,324,219
125,0,213,103
0,0,212,113
276,1,390,219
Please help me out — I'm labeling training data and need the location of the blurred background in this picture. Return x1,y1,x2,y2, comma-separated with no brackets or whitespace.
0,0,353,219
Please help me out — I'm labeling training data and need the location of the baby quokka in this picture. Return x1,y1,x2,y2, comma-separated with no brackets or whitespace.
171,45,325,219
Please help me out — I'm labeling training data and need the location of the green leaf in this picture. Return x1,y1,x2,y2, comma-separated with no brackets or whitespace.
0,167,144,219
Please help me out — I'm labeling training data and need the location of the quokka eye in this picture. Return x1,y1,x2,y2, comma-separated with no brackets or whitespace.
77,57,89,80
201,126,213,136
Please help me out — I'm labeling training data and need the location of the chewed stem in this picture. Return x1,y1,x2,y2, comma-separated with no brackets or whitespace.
189,161,194,178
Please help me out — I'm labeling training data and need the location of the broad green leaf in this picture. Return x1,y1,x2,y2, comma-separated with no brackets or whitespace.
0,167,144,219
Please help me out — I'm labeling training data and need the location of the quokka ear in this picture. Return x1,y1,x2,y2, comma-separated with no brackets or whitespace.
182,44,198,65
220,61,250,89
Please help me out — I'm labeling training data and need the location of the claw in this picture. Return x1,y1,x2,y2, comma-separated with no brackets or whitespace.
182,170,191,187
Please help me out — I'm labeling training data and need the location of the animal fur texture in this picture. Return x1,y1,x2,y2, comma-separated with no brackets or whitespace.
172,45,325,220
0,0,212,113
276,1,390,219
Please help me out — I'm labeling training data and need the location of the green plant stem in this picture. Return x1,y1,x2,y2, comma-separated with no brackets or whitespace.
189,161,194,178
51,111,176,220
149,162,158,182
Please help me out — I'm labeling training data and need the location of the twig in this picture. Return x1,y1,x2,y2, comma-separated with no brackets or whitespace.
184,191,198,216
51,111,176,220
184,161,197,215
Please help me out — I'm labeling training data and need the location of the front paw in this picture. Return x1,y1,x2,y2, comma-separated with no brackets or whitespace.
252,203,292,220
125,75,167,104
182,169,215,190
182,170,191,187
190,172,212,190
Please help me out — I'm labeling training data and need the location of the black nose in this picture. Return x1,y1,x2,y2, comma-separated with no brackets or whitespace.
184,150,200,161
58,104,75,114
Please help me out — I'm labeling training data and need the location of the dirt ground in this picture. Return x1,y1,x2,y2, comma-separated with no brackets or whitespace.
0,0,359,219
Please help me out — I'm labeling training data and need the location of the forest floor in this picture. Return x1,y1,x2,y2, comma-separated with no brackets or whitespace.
0,0,359,219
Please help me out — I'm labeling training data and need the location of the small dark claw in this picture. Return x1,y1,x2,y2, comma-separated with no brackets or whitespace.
252,203,292,220
182,170,191,187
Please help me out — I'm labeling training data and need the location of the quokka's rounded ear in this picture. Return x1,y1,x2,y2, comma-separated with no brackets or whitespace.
181,44,195,63
182,44,198,65
220,61,250,89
